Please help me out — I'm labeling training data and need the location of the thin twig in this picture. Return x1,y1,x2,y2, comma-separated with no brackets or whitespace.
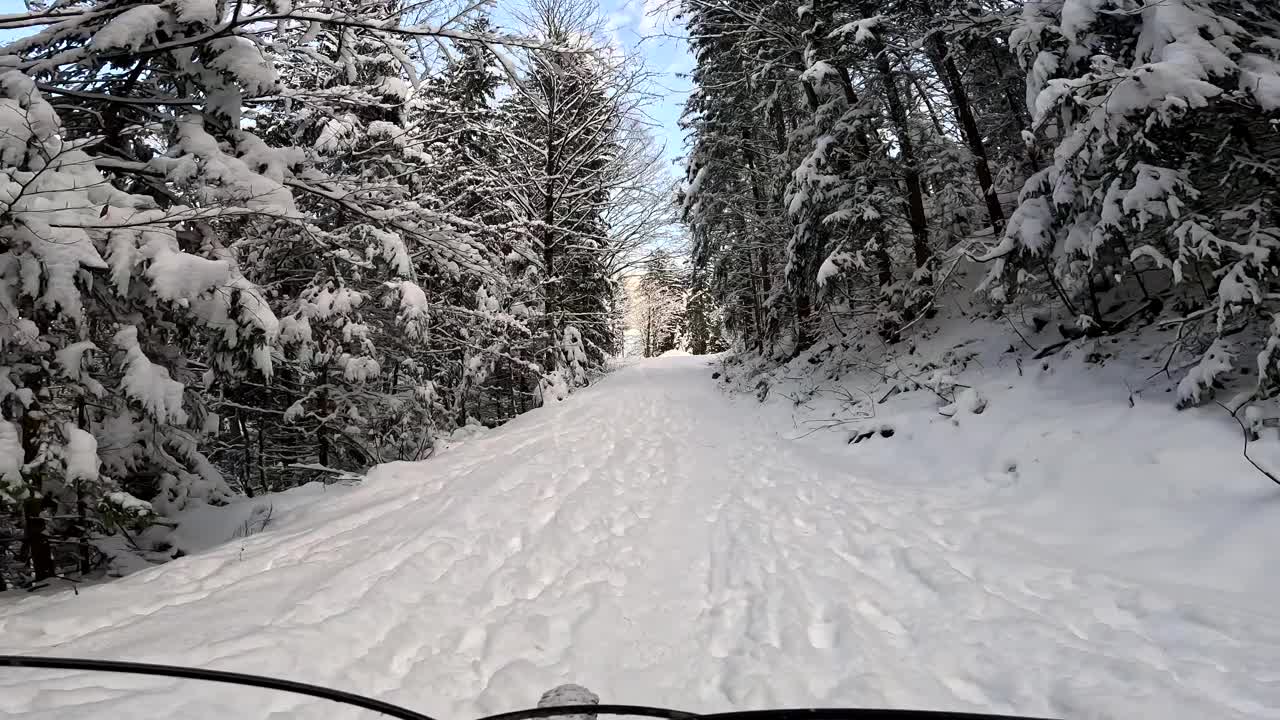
1005,314,1039,352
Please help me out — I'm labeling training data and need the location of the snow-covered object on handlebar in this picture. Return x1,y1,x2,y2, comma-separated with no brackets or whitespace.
0,655,1058,720
540,683,602,720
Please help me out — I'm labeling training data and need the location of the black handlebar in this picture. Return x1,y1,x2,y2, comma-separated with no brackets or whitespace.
0,655,1057,720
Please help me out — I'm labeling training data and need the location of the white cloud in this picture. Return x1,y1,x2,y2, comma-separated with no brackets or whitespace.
639,0,674,34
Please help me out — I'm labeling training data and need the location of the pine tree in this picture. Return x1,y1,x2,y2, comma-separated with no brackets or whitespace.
0,0,645,585
489,0,651,397
988,0,1280,406
629,250,688,356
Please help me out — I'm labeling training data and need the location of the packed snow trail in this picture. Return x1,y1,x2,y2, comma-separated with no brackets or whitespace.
2,356,1278,719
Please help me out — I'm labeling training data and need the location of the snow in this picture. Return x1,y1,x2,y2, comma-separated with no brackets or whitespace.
154,114,295,216
90,5,169,51
104,491,154,518
16,218,109,328
0,68,58,164
816,251,857,287
61,423,99,484
0,352,1277,718
828,16,881,44
1176,338,1234,406
377,76,412,100
0,420,22,499
367,120,406,145
55,340,98,382
168,0,217,26
162,484,349,558
315,115,358,154
144,245,233,302
114,325,189,425
365,226,413,276
204,37,278,97
342,356,380,383
799,61,838,87
1239,53,1280,110
937,387,986,418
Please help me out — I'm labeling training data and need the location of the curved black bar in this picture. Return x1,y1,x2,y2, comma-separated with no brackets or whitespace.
698,710,1058,720
0,655,440,720
481,706,1056,720
475,704,702,720
0,655,1058,720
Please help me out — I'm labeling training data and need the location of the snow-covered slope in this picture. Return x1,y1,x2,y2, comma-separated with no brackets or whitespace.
2,356,1279,720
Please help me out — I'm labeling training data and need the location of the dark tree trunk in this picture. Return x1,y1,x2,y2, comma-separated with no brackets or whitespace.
19,372,54,581
741,126,774,348
23,498,54,581
317,367,329,472
923,11,1005,233
76,398,91,575
791,75,825,350
235,409,254,497
77,493,91,575
836,65,894,288
854,4,929,270
541,79,561,372
873,48,931,269
257,422,266,494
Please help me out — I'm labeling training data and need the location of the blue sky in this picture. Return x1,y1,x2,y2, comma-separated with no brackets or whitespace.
493,0,692,175
597,0,693,174
0,0,26,42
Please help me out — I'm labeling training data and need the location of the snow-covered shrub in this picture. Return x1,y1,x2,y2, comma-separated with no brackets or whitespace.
0,70,262,580
982,0,1280,406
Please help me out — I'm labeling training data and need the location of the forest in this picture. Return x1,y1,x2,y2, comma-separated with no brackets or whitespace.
682,0,1280,379
2,0,1279,594
0,0,701,587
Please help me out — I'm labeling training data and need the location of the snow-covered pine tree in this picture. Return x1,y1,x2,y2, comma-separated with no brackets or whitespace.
490,0,652,398
0,0,622,585
987,0,1280,406
790,0,920,344
234,0,459,480
0,51,277,578
680,0,795,352
628,249,688,357
683,0,970,353
684,268,726,356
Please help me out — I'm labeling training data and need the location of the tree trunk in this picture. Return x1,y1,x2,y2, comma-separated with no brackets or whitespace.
836,67,874,155
23,498,54,581
741,127,773,348
836,65,894,287
924,15,1005,233
541,80,561,373
791,75,825,350
257,422,266,494
77,492,91,575
864,20,930,270
76,398,91,575
317,366,329,472
878,58,930,268
237,409,255,498
19,372,54,581
645,310,653,357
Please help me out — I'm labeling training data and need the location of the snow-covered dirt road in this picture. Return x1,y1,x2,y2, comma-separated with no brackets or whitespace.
2,356,1278,719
